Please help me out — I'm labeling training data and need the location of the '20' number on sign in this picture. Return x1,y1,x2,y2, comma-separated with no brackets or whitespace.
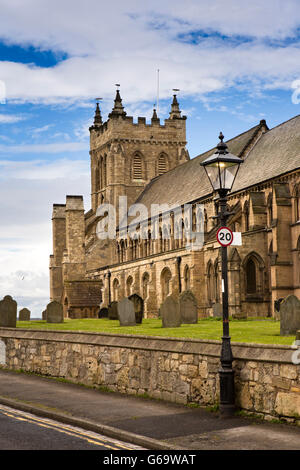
216,227,233,247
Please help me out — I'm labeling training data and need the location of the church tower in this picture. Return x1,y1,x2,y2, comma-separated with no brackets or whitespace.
89,88,190,223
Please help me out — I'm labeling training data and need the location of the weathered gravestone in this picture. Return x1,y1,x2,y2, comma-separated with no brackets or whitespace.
274,298,284,321
42,310,47,320
19,308,30,321
117,298,136,326
0,295,17,328
98,307,108,318
280,295,300,336
179,290,198,324
128,294,144,324
46,300,64,323
108,301,119,320
212,302,222,318
161,294,181,328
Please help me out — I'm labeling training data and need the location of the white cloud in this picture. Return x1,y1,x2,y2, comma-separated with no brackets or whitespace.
31,124,53,134
0,1,300,105
0,141,88,154
0,113,25,123
0,157,90,317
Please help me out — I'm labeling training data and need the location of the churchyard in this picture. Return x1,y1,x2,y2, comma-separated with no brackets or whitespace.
16,317,295,346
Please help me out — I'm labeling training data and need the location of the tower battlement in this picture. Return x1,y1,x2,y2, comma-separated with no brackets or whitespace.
88,89,190,214
89,91,187,150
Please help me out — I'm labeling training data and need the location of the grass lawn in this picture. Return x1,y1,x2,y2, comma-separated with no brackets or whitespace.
16,317,296,346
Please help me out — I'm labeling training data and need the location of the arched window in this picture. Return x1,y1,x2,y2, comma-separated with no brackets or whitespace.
157,153,168,175
113,278,120,301
204,209,208,233
147,230,152,256
163,225,170,251
183,265,190,291
161,267,172,300
243,201,250,232
116,243,120,263
207,261,214,304
120,240,126,263
132,153,143,180
100,157,103,189
126,276,133,297
159,227,163,252
142,272,150,299
293,184,300,222
103,154,107,187
95,167,100,192
246,259,256,294
214,260,220,302
267,193,273,226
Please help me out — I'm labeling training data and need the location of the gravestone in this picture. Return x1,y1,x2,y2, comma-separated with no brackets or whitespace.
108,301,119,320
161,294,181,328
46,300,64,323
117,298,136,326
128,294,144,324
19,308,30,321
0,295,17,328
280,295,300,336
179,290,198,324
42,310,47,320
212,302,222,318
99,307,108,318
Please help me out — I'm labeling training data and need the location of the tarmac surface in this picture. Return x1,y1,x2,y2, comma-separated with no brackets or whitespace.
0,369,299,451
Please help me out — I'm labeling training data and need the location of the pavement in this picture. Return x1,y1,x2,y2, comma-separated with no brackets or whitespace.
0,369,299,450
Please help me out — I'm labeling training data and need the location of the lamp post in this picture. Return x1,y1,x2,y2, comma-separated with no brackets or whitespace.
200,132,243,416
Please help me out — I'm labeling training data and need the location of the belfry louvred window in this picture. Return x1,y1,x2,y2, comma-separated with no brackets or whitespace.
133,153,142,179
158,154,167,175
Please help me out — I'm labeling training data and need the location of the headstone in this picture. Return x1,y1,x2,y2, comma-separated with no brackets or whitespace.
117,298,136,326
42,310,47,320
128,294,144,324
280,295,300,336
19,308,30,321
161,294,181,328
99,307,108,318
46,300,64,323
0,295,17,328
179,290,198,324
212,302,223,318
108,301,119,320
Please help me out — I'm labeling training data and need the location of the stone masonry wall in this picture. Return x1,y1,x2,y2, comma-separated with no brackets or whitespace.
0,328,299,423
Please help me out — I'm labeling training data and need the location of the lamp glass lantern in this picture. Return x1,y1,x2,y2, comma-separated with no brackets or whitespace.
200,133,243,193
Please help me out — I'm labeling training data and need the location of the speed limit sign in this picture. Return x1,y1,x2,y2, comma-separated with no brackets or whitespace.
216,226,233,247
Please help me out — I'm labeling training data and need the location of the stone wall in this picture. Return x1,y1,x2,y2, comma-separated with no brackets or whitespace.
0,328,299,423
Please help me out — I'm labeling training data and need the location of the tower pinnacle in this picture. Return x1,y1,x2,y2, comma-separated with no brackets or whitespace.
93,100,103,126
109,85,126,118
169,92,182,119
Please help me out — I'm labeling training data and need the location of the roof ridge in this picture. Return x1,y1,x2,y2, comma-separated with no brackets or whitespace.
266,113,300,133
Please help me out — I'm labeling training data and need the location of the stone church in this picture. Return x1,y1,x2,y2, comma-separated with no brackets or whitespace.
49,89,300,319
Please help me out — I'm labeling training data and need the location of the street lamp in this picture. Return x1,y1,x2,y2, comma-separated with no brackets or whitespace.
200,132,243,416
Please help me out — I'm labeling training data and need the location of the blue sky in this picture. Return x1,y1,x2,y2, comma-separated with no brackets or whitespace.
1,0,300,316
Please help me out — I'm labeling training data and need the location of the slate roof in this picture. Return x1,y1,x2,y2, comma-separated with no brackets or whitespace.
135,115,300,211
232,115,300,192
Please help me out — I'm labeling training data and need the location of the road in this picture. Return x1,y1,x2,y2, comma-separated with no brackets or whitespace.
0,404,145,451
